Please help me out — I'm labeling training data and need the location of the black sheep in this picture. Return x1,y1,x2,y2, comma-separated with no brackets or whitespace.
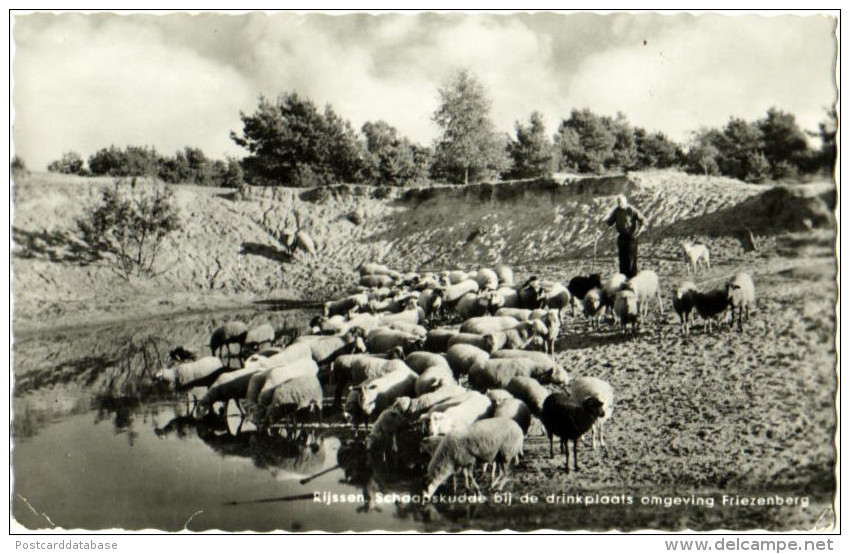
541,392,605,473
693,288,728,334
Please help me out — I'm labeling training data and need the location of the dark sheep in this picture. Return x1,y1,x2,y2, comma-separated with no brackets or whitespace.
541,392,606,473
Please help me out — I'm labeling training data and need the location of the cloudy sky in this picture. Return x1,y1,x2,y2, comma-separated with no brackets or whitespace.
12,11,837,170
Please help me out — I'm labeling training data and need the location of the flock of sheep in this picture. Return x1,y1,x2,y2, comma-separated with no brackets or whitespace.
153,242,756,497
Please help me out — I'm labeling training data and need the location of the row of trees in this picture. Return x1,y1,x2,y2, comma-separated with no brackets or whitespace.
47,146,244,188
43,70,836,187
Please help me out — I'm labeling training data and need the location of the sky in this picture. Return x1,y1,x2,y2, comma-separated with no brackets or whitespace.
11,11,838,170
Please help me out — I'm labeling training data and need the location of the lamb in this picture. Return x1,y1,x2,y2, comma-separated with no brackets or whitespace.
263,374,323,427
445,344,491,376
242,323,275,356
726,272,756,331
392,383,467,417
624,270,664,320
404,351,451,375
366,328,424,355
582,288,604,330
541,392,606,473
209,321,249,360
424,418,524,496
672,281,699,336
460,315,522,335
153,356,228,391
492,397,532,435
198,366,262,415
421,391,493,436
538,309,561,357
415,365,457,396
693,288,728,334
495,265,514,286
358,366,418,416
613,289,639,335
568,377,614,449
505,376,550,417
682,241,711,275
423,328,459,352
324,294,369,317
473,268,499,290
468,357,569,391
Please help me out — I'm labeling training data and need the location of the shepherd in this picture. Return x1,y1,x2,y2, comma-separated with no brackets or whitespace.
600,194,647,279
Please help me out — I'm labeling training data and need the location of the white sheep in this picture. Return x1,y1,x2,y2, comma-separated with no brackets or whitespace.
569,376,614,450
255,358,320,415
468,357,568,391
494,307,532,321
392,383,467,417
495,265,515,287
682,241,711,275
726,272,756,331
209,321,249,360
492,397,532,435
424,418,524,495
404,351,451,375
582,288,605,330
415,365,457,396
324,294,369,317
505,376,550,418
198,366,262,415
421,391,493,436
473,268,500,290
358,366,418,416
455,292,491,321
460,315,522,335
153,356,227,391
613,289,639,335
263,374,323,427
442,278,480,304
294,331,367,366
366,328,424,355
447,332,495,353
624,269,663,320
445,344,491,376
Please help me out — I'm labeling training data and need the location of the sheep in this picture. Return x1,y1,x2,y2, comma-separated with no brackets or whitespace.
418,288,444,321
392,383,467,417
324,294,369,317
421,391,493,437
242,323,275,356
542,283,572,320
493,286,519,309
366,407,410,455
726,272,756,331
447,332,495,353
255,358,321,413
485,389,514,403
153,356,228,391
423,328,459,353
366,328,424,355
209,321,249,360
473,268,499,290
460,316,521,335
443,270,471,285
567,274,603,313
331,354,406,407
491,349,558,372
682,241,711,275
445,344,491,376
455,292,491,321
672,281,699,336
343,389,369,431
537,309,561,358
359,262,395,277
294,230,318,259
486,320,548,351
505,376,550,418
294,331,368,366
582,288,605,330
569,377,614,450
358,366,418,416
198,366,262,415
541,392,606,473
263,374,323,427
245,341,312,371
360,274,395,288
378,303,422,327
341,313,381,335
382,321,428,338
495,265,514,286
518,277,547,310
309,314,348,335
492,397,532,435
168,345,198,363
424,418,524,496
624,269,664,320
494,307,532,321
468,357,569,391
415,365,457,396
600,273,628,312
404,351,451,375
613,289,639,335
693,288,728,334
442,278,480,304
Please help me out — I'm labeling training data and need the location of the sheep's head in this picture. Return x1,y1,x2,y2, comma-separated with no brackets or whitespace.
483,334,498,353
388,345,405,360
726,282,745,306
548,366,570,386
487,292,505,313
391,396,412,415
425,412,453,436
152,368,177,387
582,396,605,419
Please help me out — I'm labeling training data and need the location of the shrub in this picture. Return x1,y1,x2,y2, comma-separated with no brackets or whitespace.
76,181,181,280
48,151,87,175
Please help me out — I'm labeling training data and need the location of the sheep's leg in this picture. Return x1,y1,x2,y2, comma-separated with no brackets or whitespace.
548,432,555,458
573,438,581,473
657,292,664,314
591,423,599,450
599,422,606,449
563,440,571,474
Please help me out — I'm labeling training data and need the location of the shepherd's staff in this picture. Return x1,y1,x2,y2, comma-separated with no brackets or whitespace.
224,493,315,506
299,465,340,485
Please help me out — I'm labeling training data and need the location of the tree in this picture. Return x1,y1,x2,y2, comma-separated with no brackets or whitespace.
717,118,764,181
506,111,556,179
808,106,837,176
604,112,638,171
48,151,86,175
231,93,367,186
554,109,616,174
686,129,721,177
758,107,809,171
635,128,681,169
432,70,510,184
76,182,181,280
88,145,159,177
361,120,429,186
